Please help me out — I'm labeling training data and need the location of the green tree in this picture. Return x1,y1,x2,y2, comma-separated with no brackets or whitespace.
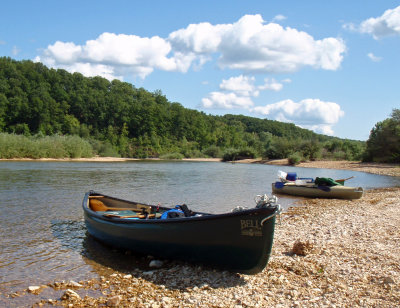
364,109,400,163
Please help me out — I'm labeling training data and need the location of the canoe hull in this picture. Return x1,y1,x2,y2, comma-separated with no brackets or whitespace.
83,191,280,274
272,183,364,199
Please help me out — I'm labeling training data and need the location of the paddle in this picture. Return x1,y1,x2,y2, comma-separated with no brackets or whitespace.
89,198,150,213
335,176,355,184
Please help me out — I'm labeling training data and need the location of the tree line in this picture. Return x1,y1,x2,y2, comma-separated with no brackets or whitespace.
1,57,394,163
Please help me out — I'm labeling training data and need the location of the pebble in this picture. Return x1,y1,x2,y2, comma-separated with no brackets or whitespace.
27,286,41,294
149,260,164,268
61,289,81,300
107,295,122,307
68,280,83,288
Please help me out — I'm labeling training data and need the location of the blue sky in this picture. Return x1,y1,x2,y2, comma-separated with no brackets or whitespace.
1,1,399,141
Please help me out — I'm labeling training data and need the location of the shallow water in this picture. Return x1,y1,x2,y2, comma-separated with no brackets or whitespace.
0,160,399,296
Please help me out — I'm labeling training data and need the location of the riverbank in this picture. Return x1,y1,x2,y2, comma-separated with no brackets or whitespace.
10,186,397,307
267,159,400,177
3,162,397,307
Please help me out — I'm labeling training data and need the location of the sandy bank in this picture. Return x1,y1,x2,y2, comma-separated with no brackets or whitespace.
4,158,400,307
13,187,398,307
266,159,400,177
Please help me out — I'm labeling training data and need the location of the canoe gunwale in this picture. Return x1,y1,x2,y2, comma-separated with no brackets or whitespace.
83,191,280,224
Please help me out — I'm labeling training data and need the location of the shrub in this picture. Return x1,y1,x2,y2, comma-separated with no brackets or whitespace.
97,141,120,157
62,135,93,158
183,149,203,158
288,152,303,165
0,133,94,159
203,145,222,158
237,147,257,159
222,148,239,162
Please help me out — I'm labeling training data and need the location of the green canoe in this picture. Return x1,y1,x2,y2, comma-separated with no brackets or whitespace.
272,182,364,199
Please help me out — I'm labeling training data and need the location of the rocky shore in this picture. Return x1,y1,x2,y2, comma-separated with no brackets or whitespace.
4,160,400,307
260,159,400,177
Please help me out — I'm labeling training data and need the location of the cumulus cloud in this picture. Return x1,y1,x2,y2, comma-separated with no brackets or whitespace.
219,75,259,97
259,78,284,91
171,14,345,73
201,75,285,109
36,14,346,80
36,33,187,80
251,98,344,135
367,52,382,62
346,6,400,39
201,75,257,109
202,92,254,109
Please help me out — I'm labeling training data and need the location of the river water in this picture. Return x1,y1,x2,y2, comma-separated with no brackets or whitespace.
1,160,399,298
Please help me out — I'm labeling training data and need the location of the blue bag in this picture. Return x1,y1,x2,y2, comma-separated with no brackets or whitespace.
160,206,185,219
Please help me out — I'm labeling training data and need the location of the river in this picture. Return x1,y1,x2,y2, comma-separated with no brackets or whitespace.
1,160,399,298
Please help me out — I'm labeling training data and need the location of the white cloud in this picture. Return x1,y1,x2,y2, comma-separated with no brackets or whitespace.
171,14,345,73
36,14,346,80
36,33,186,80
219,75,259,97
201,75,256,109
201,75,286,109
272,14,287,22
201,92,254,109
367,52,382,62
168,22,229,54
251,98,344,135
352,5,400,39
259,78,283,91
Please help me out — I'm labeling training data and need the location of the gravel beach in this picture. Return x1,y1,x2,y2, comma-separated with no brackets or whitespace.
5,160,400,307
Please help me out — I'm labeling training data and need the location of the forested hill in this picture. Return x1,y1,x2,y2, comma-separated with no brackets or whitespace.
0,57,364,160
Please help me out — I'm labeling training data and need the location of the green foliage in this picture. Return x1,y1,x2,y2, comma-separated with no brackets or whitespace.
222,147,257,162
222,148,239,162
0,57,368,161
89,139,120,157
264,137,296,159
62,135,93,158
299,140,321,161
288,152,304,165
203,145,222,158
364,109,400,163
0,133,93,158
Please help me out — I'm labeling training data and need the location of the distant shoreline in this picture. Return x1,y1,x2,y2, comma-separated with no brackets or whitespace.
1,157,399,177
